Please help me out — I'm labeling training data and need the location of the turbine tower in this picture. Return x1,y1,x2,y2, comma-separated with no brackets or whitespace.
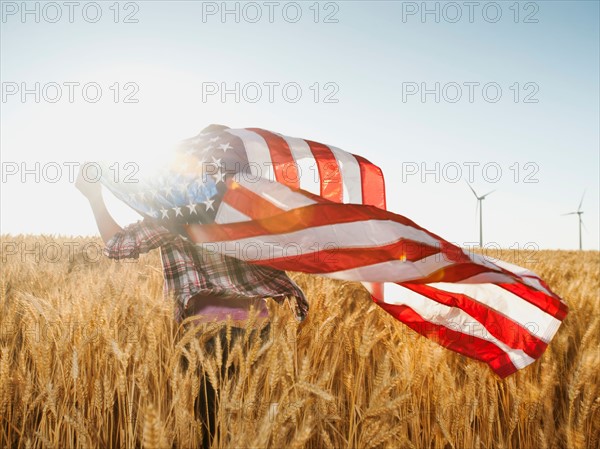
562,191,585,250
467,182,495,248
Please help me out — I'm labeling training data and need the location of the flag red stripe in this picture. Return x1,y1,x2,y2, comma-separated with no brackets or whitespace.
242,239,442,273
499,282,569,321
374,299,518,378
407,262,496,284
221,182,285,220
401,284,548,359
355,154,386,210
247,128,300,190
290,186,334,204
522,275,562,301
306,140,343,203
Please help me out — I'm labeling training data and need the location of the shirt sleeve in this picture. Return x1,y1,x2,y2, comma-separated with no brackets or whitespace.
103,219,176,260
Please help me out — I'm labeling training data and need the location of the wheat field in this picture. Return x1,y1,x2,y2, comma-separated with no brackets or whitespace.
0,235,598,449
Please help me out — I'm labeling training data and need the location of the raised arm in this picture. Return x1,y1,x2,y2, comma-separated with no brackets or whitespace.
75,164,123,244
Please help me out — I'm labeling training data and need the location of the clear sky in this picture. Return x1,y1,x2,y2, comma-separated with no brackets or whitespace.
1,1,599,251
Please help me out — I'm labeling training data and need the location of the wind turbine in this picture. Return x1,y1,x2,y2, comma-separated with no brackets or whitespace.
562,191,585,250
467,182,495,248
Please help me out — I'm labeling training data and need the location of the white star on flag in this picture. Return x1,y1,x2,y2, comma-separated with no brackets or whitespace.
178,181,188,193
219,142,232,152
163,186,175,198
213,170,226,184
186,202,197,214
203,198,215,211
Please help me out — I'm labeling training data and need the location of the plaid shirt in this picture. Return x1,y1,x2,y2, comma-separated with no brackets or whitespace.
103,219,309,323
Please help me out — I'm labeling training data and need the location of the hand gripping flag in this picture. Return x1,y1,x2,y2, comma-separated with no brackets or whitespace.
99,124,568,378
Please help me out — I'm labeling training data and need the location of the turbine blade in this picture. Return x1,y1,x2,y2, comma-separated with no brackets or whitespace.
581,218,589,234
561,212,577,216
578,190,586,211
466,181,478,198
481,189,496,199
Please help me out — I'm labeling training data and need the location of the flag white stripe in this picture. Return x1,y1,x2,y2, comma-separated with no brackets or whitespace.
226,129,276,181
519,276,553,297
328,145,363,204
236,177,317,210
493,258,540,278
455,272,518,284
215,202,251,224
455,272,553,300
468,252,508,272
469,254,553,296
325,254,456,282
278,134,321,195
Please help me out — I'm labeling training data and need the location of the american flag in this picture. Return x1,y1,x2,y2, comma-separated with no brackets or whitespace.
100,124,568,378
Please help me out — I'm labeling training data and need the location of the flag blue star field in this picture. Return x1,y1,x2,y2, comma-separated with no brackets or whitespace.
98,124,250,235
97,124,569,378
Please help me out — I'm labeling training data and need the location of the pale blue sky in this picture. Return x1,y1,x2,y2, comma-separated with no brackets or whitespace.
1,1,599,250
